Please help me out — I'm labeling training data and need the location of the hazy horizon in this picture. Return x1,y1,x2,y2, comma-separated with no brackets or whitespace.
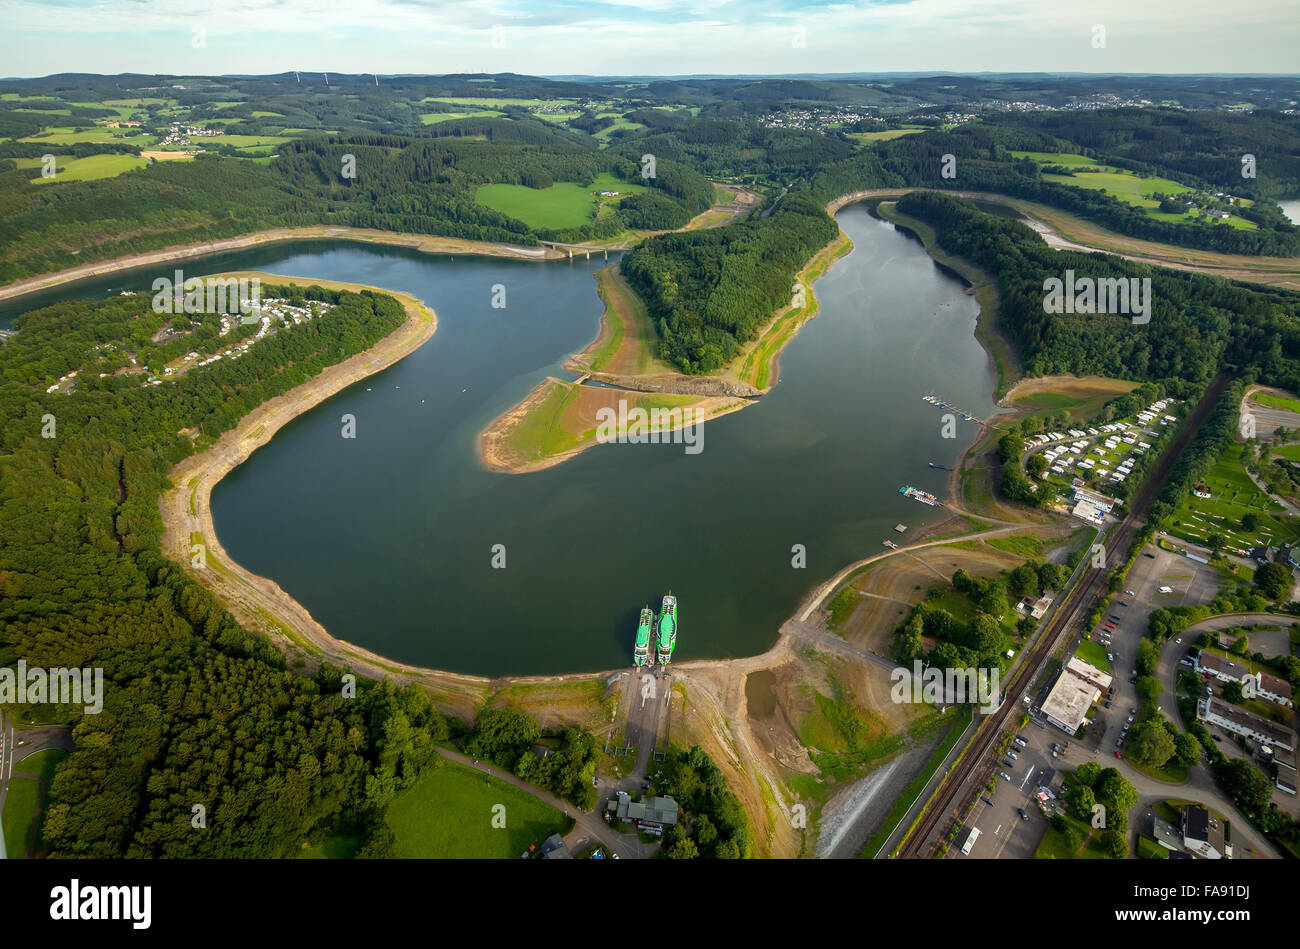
3,1,1298,78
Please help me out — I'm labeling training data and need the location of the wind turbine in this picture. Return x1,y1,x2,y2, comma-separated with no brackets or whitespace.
323,72,329,85
294,70,300,83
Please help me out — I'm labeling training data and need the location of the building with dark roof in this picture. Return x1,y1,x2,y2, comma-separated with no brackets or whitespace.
1195,652,1293,707
1181,806,1227,860
607,794,679,828
541,834,572,859
1197,697,1296,751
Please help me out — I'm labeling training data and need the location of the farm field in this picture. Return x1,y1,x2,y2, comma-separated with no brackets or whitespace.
387,760,571,858
18,126,156,146
204,133,291,148
17,152,146,182
420,110,503,124
849,127,926,142
476,172,646,230
1011,151,1256,230
420,96,576,109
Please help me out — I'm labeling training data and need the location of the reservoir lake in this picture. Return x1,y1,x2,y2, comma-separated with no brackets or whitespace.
2,205,998,675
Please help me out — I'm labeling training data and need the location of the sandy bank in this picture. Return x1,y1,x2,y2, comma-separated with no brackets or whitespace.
0,226,559,303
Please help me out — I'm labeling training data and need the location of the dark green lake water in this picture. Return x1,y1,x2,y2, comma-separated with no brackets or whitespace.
5,207,998,675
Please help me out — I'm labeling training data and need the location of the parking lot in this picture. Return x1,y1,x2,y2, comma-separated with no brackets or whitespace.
1081,542,1222,758
953,723,1055,859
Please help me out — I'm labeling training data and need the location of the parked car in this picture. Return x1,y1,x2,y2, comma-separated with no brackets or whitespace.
1125,590,1135,596
1014,736,1027,747
1104,700,1112,709
1007,750,1018,759
1144,552,1156,558
1212,735,1223,742
1115,750,1123,759
1115,739,1123,747
1000,772,1011,781
1107,652,1114,661
1130,708,1136,715
1017,809,1029,821
1003,759,1015,768
1109,615,1121,622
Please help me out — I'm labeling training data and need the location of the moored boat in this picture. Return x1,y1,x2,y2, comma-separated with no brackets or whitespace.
656,594,677,664
633,607,652,666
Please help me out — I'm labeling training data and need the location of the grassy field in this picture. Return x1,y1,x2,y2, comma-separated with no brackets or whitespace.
1035,810,1109,859
1012,151,1255,230
1,748,66,857
19,127,156,146
582,264,667,375
19,153,146,182
1075,639,1111,672
387,760,571,858
1164,442,1298,551
204,133,291,148
985,534,1045,558
476,172,646,230
1,777,40,858
1008,376,1140,423
505,382,585,458
1137,835,1170,858
849,127,926,143
421,96,576,109
420,110,503,124
1252,390,1300,414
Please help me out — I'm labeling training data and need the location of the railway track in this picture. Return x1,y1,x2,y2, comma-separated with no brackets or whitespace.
897,369,1232,858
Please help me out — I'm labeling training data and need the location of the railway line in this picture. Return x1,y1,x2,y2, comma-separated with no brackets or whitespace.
897,369,1233,858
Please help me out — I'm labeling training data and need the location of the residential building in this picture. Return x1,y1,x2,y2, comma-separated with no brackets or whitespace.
1197,696,1296,751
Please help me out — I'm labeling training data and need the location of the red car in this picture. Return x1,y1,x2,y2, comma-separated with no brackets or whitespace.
1114,750,1123,759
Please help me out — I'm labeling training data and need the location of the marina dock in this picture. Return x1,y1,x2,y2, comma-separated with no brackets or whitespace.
921,392,985,425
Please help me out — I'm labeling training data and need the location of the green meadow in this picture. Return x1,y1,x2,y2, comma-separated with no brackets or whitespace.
476,172,646,230
1252,390,1300,413
19,127,156,146
1164,442,1299,551
19,153,146,182
1011,151,1256,230
387,760,571,858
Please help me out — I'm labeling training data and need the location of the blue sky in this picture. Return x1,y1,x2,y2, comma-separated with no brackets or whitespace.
2,0,1298,78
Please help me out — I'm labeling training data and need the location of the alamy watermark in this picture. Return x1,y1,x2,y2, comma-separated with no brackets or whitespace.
890,661,1001,713
595,399,703,455
1043,270,1151,325
0,661,104,714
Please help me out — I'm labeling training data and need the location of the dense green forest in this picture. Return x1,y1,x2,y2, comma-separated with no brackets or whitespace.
0,137,713,282
893,191,1300,388
657,745,753,859
0,286,616,857
621,191,839,370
